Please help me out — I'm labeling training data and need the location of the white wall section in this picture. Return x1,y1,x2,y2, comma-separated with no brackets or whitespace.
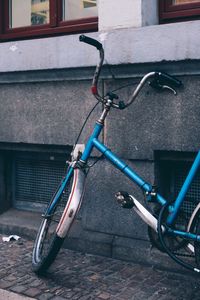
0,20,199,72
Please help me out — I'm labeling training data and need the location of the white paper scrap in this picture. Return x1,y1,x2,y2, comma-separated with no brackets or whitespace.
2,235,21,242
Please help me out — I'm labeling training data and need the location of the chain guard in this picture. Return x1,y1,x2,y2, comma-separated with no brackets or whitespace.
147,204,188,253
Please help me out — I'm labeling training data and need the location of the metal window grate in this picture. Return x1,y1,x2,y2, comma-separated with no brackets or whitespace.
13,153,69,211
174,163,200,201
173,161,200,219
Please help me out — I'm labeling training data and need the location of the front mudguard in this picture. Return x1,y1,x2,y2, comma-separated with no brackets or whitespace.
56,167,86,238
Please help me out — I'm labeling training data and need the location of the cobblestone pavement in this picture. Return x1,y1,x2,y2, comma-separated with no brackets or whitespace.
0,234,200,300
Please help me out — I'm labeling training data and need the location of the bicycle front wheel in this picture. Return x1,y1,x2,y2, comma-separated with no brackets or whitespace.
32,167,85,275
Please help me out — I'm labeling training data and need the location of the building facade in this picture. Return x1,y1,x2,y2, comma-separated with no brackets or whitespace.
0,0,200,264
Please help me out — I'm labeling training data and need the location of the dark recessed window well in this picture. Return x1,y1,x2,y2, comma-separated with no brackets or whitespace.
155,151,200,226
0,143,72,213
159,0,200,23
0,0,98,41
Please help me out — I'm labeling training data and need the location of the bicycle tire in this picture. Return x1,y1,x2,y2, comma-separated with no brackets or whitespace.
156,202,200,273
194,219,200,267
147,206,188,252
32,220,65,275
187,203,200,267
187,202,200,233
32,167,80,275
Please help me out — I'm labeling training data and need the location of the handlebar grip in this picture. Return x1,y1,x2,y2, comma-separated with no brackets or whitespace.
79,35,102,50
157,72,182,88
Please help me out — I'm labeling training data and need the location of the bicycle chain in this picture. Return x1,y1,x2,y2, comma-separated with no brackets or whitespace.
173,251,194,258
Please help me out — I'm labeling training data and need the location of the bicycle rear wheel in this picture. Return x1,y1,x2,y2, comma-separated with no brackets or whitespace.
187,202,200,268
148,205,188,252
32,167,82,275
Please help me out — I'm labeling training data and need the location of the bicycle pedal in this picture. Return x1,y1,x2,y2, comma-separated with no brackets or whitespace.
115,191,134,209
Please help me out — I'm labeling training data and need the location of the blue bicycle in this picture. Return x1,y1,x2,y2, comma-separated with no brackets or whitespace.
32,35,200,275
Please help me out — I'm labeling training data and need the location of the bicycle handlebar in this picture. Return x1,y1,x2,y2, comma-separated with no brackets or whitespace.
79,35,104,103
79,35,182,109
125,71,183,108
79,35,103,50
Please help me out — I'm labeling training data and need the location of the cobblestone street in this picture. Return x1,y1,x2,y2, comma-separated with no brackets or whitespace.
0,234,200,299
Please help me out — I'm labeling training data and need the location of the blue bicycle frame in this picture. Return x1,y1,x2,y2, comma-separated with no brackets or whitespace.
80,120,200,243
34,35,200,275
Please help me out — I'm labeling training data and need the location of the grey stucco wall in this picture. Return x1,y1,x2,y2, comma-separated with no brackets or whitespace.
105,75,200,160
0,80,102,145
1,70,198,155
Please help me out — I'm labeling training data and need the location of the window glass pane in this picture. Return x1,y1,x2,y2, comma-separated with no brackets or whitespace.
172,0,200,4
62,0,98,21
9,0,50,28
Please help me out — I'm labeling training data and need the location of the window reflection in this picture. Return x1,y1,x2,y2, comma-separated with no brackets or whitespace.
62,0,97,21
9,0,49,28
31,0,49,25
173,0,200,4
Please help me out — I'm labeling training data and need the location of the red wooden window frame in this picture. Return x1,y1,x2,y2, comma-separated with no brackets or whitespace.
0,0,98,41
159,0,200,23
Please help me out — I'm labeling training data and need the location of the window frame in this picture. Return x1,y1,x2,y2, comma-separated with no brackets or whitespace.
159,0,200,23
0,0,98,41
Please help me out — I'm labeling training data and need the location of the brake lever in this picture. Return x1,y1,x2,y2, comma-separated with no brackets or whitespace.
148,81,177,95
162,85,177,95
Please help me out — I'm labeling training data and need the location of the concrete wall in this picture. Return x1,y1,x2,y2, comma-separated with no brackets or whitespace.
99,0,158,30
0,21,199,72
0,80,101,145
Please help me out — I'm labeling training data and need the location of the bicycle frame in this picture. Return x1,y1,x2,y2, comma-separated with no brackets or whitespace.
79,117,200,243
33,35,200,275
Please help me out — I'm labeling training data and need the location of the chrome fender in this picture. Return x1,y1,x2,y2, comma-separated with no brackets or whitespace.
56,168,86,238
